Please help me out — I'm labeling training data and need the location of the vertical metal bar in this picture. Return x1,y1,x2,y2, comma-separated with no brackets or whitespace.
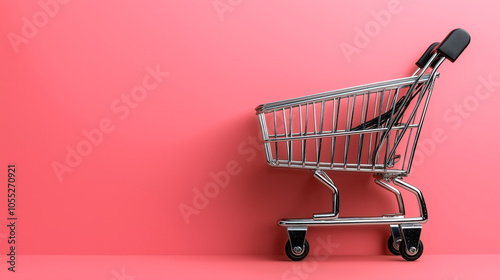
406,57,445,174
364,92,372,164
376,89,385,166
392,87,402,142
383,90,392,169
344,95,356,168
384,130,391,169
273,110,279,164
381,89,393,167
401,94,419,170
313,102,318,164
331,98,339,168
386,88,400,168
402,125,414,170
372,54,437,163
343,96,350,168
288,106,293,165
393,87,413,143
357,93,367,169
330,99,335,167
303,103,309,166
317,100,325,167
388,86,417,164
282,108,289,165
371,91,380,167
389,64,442,165
384,88,393,115
299,105,304,166
392,85,409,167
398,89,408,128
258,113,273,163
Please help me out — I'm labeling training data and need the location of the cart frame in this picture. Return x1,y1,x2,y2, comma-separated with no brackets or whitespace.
255,29,470,261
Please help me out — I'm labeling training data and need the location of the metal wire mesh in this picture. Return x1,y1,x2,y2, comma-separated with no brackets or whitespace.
256,74,437,174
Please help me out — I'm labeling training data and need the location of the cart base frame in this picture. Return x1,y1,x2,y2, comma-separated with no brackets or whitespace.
281,170,427,261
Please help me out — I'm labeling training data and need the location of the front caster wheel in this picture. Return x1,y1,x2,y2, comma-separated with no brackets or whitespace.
399,240,424,261
387,235,400,255
285,239,309,261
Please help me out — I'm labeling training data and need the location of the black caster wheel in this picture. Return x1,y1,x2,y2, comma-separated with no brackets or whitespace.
387,235,400,255
399,240,424,261
285,239,309,261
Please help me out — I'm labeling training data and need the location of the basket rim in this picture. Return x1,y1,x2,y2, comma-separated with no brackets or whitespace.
255,74,437,114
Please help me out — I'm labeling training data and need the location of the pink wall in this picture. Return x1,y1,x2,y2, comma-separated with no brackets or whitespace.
1,0,499,255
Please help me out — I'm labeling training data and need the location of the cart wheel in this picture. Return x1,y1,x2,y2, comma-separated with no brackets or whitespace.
399,240,423,261
285,239,309,261
387,236,400,255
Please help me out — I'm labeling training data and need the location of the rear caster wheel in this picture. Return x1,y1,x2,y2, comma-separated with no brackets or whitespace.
399,240,423,261
387,235,400,255
285,239,309,261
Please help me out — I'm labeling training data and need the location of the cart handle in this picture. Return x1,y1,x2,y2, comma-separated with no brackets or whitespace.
415,42,439,68
436,28,471,63
374,29,470,165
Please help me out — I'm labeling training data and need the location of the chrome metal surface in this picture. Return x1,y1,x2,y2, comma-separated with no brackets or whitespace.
400,223,423,256
394,177,427,222
287,226,307,256
278,177,427,227
256,69,440,174
293,246,303,254
390,224,403,250
375,178,405,216
256,76,433,113
255,44,454,260
278,216,425,227
371,54,438,168
409,246,417,254
405,57,447,174
312,170,339,220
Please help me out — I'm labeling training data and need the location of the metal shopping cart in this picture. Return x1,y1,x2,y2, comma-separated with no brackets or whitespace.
255,29,470,261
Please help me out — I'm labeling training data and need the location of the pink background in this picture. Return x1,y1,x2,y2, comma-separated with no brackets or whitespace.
1,0,499,257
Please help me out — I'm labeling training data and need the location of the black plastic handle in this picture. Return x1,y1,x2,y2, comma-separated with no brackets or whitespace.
436,28,471,63
416,42,439,68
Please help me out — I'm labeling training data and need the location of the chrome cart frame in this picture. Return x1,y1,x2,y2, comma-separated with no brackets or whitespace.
255,29,470,261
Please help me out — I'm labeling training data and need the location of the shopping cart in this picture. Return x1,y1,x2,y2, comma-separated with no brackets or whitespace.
255,29,470,261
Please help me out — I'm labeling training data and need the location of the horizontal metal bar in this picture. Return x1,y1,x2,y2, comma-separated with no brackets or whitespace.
265,124,419,142
267,161,407,174
278,216,426,227
256,75,433,113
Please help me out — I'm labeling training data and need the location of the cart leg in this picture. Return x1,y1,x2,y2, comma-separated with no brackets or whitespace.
285,226,309,261
312,170,339,220
393,177,428,222
391,177,426,261
374,178,405,217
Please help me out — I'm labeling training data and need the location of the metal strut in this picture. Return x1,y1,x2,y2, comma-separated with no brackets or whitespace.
374,177,405,217
312,170,339,220
278,175,427,227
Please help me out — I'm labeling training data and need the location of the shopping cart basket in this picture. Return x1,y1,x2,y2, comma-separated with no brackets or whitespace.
255,29,470,261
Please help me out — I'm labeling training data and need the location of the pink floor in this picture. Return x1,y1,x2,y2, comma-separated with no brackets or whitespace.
1,255,498,279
